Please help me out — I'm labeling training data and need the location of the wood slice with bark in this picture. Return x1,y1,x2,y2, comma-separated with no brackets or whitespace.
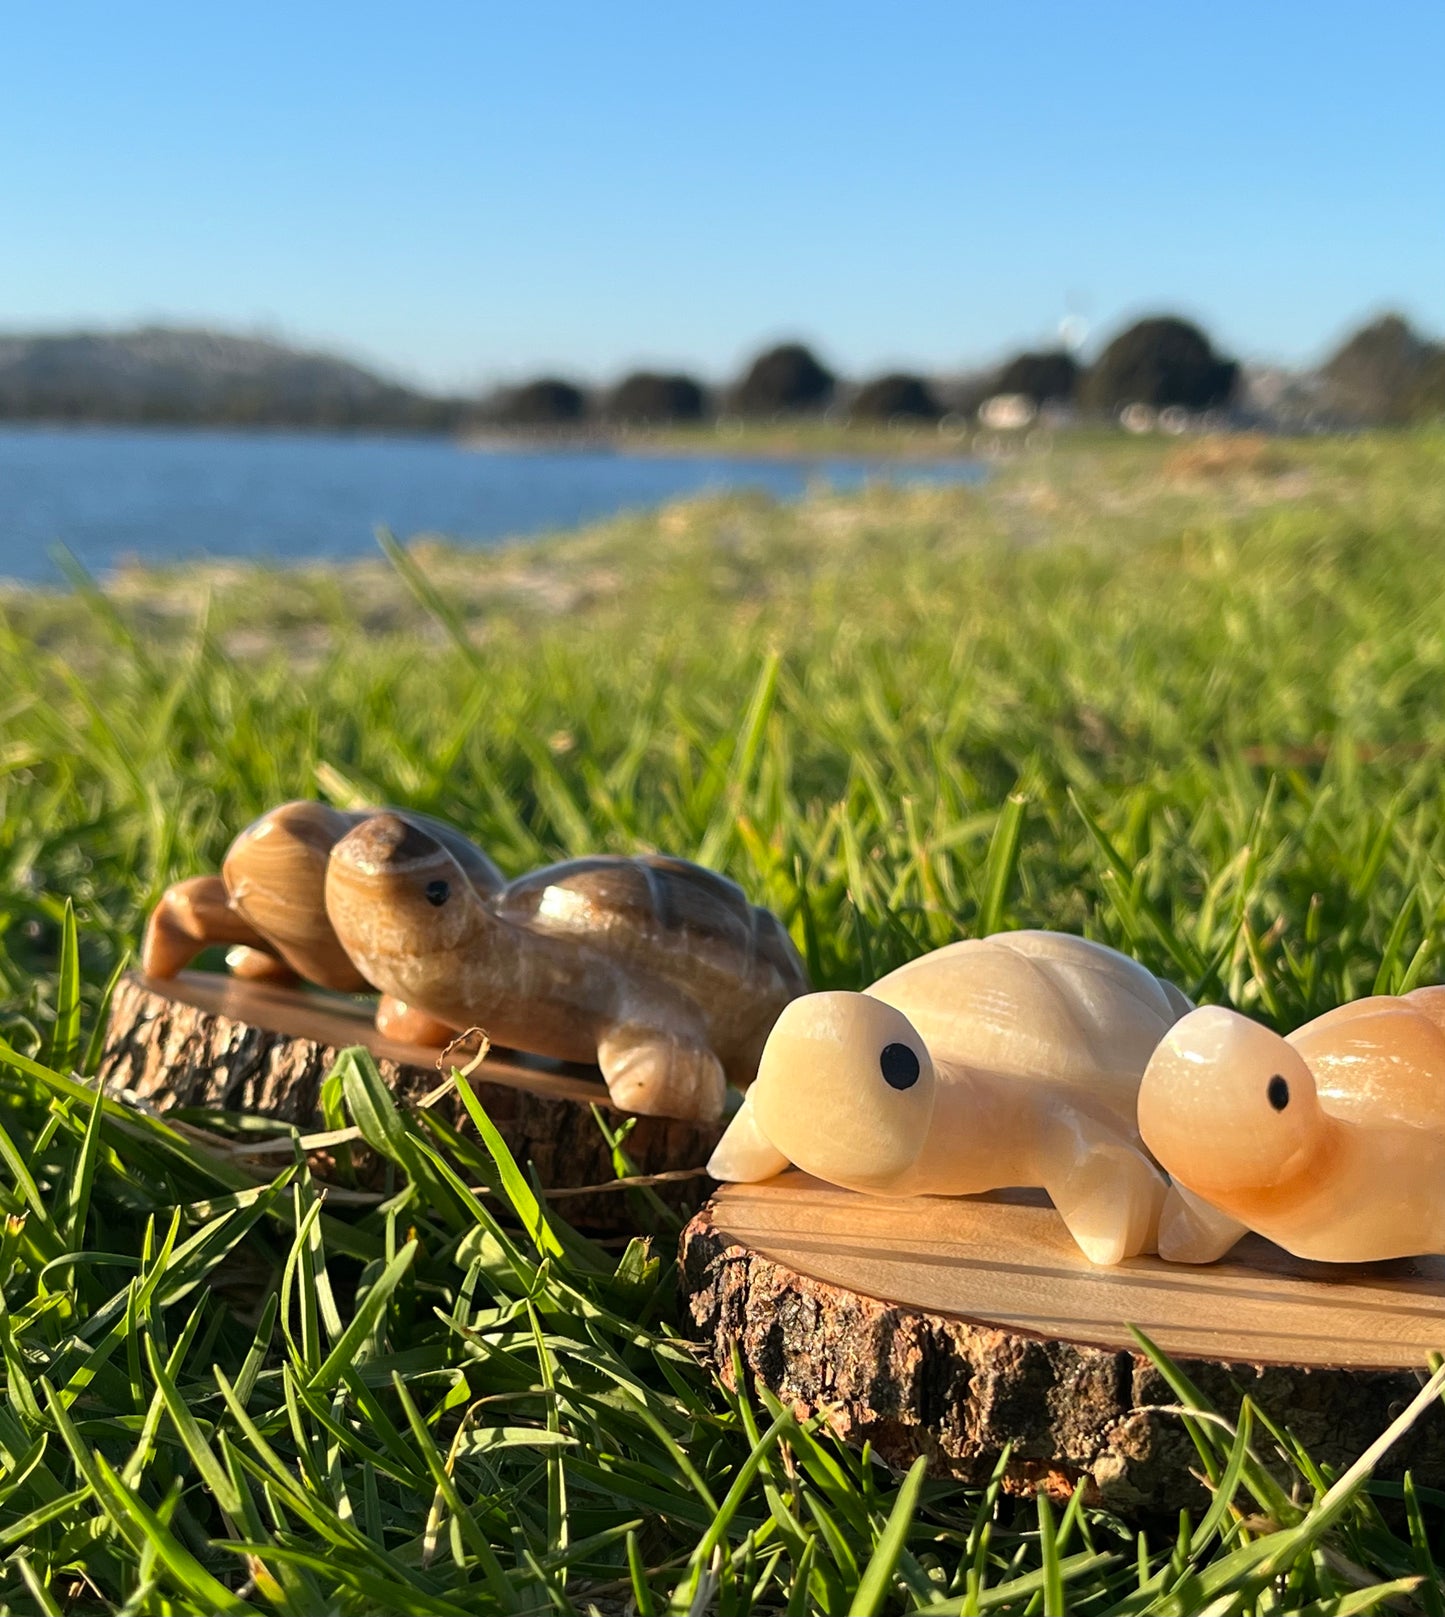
680,1173,1445,1514
98,971,722,1231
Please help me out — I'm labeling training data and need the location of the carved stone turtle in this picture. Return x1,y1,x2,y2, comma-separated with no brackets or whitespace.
323,813,808,1120
1138,989,1445,1263
708,929,1193,1265
143,801,808,1120
143,801,504,1046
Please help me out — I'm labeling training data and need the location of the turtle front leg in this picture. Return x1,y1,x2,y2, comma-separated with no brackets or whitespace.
375,995,458,1048
1045,1140,1168,1267
143,877,277,979
225,945,301,986
1157,1183,1249,1264
598,1020,727,1122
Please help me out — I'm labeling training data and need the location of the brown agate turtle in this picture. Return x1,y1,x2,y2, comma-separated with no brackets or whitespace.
143,801,807,1120
143,801,504,1046
323,813,808,1120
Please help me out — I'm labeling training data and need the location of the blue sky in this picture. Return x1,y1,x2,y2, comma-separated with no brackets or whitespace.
3,1,1441,389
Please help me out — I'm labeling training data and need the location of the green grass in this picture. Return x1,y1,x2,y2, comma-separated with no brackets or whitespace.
1,429,1445,1610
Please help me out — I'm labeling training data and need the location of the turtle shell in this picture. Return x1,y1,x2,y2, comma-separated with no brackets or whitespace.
1288,987,1445,1132
494,854,806,1013
867,929,1191,1129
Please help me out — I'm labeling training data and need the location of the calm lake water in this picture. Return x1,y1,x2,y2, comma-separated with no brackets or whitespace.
0,425,985,583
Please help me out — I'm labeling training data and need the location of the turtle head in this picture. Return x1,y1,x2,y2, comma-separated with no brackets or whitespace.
324,813,479,984
1137,1005,1322,1200
708,991,936,1191
222,801,368,991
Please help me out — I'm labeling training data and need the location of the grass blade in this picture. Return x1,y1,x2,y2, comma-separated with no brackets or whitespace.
853,1455,927,1612
48,899,82,1071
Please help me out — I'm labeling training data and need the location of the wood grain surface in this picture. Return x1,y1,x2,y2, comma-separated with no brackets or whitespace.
703,1174,1445,1370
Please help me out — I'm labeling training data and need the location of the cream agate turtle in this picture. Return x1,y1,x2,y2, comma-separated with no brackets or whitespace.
708,930,1194,1265
144,802,809,1121
1138,989,1445,1264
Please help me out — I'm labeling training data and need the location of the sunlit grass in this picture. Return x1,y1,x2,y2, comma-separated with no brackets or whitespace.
0,429,1443,1608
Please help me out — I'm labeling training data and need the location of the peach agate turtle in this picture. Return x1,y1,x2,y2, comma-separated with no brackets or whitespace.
1139,989,1445,1263
709,929,1193,1265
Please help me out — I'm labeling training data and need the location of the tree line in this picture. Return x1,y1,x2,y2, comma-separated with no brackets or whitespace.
484,316,1237,427
466,312,1445,429
0,311,1439,432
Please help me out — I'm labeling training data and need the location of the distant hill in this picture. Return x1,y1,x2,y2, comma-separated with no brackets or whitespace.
0,326,464,429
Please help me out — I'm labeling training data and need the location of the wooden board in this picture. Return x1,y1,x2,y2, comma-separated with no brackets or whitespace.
99,971,722,1231
681,1174,1445,1512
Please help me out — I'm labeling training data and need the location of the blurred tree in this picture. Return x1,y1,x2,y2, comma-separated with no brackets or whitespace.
488,378,588,427
1081,317,1238,412
1406,348,1445,422
601,371,707,424
1321,314,1438,424
731,342,835,414
849,373,943,420
993,350,1079,405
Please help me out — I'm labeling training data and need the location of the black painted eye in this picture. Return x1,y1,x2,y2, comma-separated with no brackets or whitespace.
1267,1074,1289,1111
879,1042,921,1090
424,879,450,907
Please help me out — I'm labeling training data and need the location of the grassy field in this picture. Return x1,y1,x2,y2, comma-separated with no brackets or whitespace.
1,428,1445,1611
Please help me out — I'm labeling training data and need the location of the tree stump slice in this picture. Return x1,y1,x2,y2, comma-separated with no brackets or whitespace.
99,972,722,1231
680,1173,1445,1514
